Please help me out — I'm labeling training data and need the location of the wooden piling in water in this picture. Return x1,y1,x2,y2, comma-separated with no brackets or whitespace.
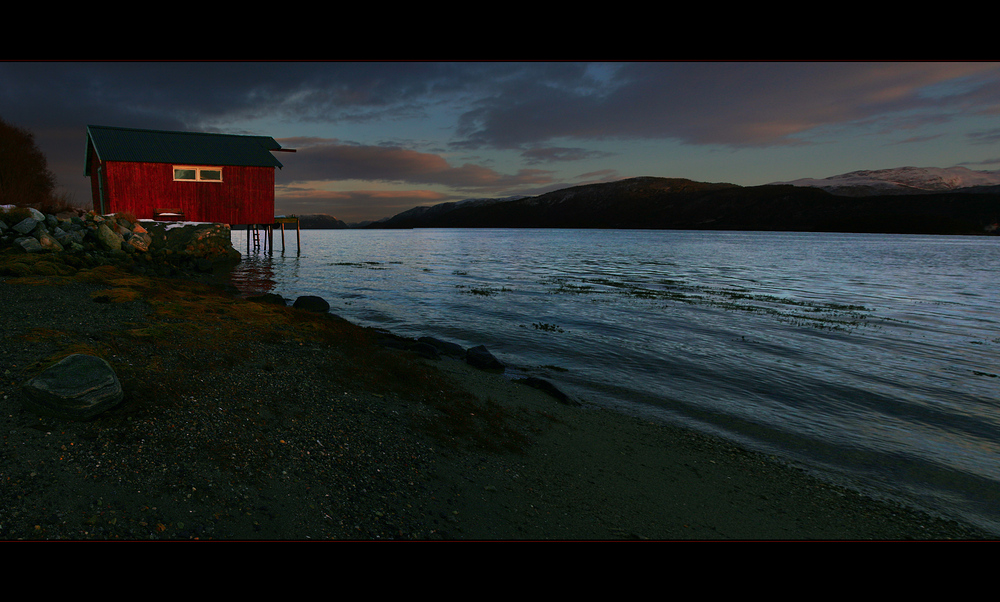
275,216,301,254
245,217,300,256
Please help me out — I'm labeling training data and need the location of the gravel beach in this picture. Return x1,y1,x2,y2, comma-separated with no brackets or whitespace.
0,258,991,540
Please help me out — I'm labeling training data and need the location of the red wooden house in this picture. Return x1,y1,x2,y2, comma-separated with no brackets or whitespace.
84,125,289,224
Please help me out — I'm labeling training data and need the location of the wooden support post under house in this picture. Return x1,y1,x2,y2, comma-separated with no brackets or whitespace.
275,216,301,254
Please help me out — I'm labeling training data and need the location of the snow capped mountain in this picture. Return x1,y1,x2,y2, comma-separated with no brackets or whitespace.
770,166,1000,196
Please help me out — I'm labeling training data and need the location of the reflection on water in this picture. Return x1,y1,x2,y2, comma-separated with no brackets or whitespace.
229,228,1000,534
231,254,279,295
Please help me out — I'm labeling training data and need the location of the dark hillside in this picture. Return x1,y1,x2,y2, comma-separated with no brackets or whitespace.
369,176,1000,235
295,214,349,229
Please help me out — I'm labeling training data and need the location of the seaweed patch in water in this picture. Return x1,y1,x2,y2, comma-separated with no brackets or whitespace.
543,275,876,332
330,262,389,270
459,285,512,296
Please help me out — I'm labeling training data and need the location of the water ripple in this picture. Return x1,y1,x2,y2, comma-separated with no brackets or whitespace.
230,228,1000,534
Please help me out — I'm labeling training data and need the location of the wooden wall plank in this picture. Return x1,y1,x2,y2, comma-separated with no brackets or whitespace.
97,161,275,224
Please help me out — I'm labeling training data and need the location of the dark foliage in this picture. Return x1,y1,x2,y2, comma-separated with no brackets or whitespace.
0,117,57,208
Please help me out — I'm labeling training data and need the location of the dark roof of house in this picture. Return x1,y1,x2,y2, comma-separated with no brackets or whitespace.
85,125,285,175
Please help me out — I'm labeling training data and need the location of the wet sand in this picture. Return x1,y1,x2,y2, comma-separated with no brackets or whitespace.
0,263,990,540
419,359,990,539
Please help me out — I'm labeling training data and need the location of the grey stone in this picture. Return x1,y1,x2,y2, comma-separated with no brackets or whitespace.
22,354,124,420
96,222,122,251
16,237,45,253
12,217,38,235
37,230,64,252
465,345,505,371
63,230,85,245
293,295,330,313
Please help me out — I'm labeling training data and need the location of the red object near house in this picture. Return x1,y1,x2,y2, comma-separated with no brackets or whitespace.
84,125,290,225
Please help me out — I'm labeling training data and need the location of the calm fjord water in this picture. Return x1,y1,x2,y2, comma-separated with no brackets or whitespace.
229,228,1000,535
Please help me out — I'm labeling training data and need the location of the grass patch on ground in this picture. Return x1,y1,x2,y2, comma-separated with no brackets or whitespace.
7,261,536,454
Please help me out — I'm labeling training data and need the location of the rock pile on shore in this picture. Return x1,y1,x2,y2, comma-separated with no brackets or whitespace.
0,205,242,276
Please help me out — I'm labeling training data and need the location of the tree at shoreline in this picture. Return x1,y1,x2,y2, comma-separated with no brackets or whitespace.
0,116,60,209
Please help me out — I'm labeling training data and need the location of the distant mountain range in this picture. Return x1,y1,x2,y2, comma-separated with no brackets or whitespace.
770,166,1000,196
292,166,1000,235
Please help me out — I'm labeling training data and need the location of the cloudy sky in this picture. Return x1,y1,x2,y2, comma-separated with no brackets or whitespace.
3,61,1000,223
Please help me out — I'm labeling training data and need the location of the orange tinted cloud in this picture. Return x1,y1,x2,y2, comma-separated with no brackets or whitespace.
275,185,451,223
276,137,555,192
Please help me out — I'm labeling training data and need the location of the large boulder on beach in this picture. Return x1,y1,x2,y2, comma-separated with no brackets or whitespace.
465,345,505,371
293,295,330,313
22,354,124,420
248,293,288,306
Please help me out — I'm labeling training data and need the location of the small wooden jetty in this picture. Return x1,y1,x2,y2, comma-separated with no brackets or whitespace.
246,216,301,255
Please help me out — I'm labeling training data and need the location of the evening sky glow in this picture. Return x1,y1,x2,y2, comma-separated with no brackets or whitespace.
2,60,999,223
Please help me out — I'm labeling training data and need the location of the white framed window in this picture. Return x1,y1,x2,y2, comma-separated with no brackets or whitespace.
173,166,223,182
